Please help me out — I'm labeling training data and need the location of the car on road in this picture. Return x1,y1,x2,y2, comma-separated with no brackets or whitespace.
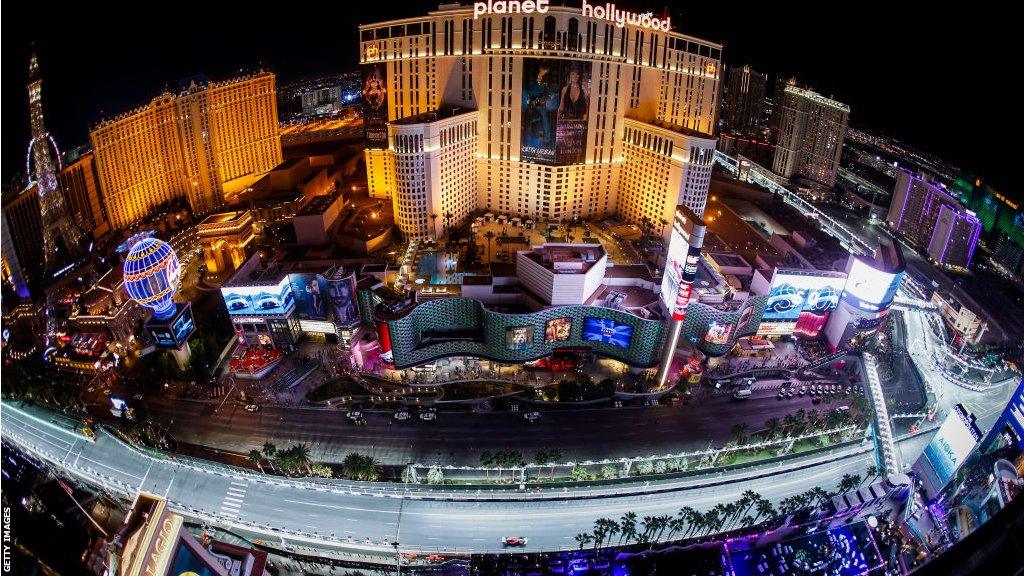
419,411,436,421
777,390,785,400
766,284,804,313
524,411,541,422
733,388,752,400
799,386,807,395
785,389,794,398
346,411,363,420
393,411,411,421
244,404,261,412
501,536,528,546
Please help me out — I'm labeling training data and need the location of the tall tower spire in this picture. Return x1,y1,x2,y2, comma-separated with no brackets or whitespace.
27,49,81,274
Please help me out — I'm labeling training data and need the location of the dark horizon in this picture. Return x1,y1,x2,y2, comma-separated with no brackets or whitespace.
2,2,1015,195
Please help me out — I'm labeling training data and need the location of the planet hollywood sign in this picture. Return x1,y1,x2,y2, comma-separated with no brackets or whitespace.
473,0,671,32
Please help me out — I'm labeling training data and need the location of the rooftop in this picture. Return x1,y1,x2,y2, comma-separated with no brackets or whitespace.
392,105,477,126
296,192,341,217
518,243,606,275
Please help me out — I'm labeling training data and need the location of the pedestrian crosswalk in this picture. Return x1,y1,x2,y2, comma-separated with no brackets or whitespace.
219,480,248,518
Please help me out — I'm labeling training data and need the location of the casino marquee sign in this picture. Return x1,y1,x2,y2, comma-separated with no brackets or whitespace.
474,0,672,32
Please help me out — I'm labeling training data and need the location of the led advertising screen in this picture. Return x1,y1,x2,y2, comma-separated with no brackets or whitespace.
661,227,700,321
520,59,591,165
583,317,633,348
704,321,734,344
289,273,329,321
171,306,195,343
914,404,982,497
323,272,360,327
763,269,847,322
221,276,295,316
842,258,903,312
362,63,389,149
146,303,195,349
506,326,534,350
545,317,572,343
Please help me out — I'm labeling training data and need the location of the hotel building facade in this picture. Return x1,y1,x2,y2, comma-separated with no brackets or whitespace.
360,3,721,240
90,73,282,230
771,85,848,188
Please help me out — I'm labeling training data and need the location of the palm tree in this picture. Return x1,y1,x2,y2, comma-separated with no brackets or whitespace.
764,417,782,440
782,414,799,436
262,442,278,471
677,506,698,538
639,516,657,542
666,517,685,540
430,213,439,238
484,230,496,265
864,464,880,485
247,450,264,473
547,448,563,479
574,532,592,550
654,515,673,541
444,211,453,238
619,511,638,544
739,490,758,520
754,498,775,523
838,473,862,494
730,423,750,444
659,218,668,239
532,451,549,482
480,451,494,481
290,444,313,475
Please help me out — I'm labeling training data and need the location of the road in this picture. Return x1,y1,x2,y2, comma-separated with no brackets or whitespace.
144,381,840,466
1,401,933,555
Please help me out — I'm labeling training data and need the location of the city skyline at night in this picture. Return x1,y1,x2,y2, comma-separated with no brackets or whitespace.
2,3,1023,576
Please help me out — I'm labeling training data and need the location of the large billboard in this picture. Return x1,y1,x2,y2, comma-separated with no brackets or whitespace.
506,326,534,350
323,272,360,327
763,269,847,323
842,258,903,313
914,404,982,498
661,227,701,321
221,277,294,316
545,317,572,342
583,316,633,348
362,63,389,149
289,273,327,320
520,59,590,165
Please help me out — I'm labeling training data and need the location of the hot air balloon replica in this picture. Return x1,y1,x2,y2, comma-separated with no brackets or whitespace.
123,237,195,368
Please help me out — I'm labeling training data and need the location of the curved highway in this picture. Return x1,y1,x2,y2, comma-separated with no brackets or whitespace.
1,401,933,555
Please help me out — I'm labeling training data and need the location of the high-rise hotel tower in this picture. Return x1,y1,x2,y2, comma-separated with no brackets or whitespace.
90,73,282,230
360,2,721,239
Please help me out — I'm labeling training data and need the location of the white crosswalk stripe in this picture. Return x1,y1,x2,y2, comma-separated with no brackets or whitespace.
218,481,248,517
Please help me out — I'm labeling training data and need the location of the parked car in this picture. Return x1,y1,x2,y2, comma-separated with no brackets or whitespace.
393,411,411,421
244,404,261,413
419,411,436,421
501,536,529,547
523,411,541,422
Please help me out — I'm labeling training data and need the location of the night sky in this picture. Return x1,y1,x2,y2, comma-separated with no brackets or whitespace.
2,2,1014,194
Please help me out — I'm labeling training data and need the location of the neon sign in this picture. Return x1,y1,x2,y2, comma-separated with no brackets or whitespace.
473,0,672,32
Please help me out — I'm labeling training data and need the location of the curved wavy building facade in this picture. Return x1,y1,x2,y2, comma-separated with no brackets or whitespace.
360,4,720,239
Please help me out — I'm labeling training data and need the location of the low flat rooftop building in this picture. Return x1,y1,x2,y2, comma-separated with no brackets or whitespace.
516,244,608,306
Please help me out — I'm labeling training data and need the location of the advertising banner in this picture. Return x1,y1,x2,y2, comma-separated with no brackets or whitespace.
520,59,590,165
842,258,903,313
221,277,295,316
506,326,534,350
763,269,847,322
704,320,734,344
324,272,360,327
289,273,327,321
582,316,633,348
545,317,572,342
362,63,389,149
914,404,982,498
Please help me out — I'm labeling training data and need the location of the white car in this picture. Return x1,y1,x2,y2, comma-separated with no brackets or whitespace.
393,411,411,421
419,412,436,421
523,411,541,422
346,411,363,421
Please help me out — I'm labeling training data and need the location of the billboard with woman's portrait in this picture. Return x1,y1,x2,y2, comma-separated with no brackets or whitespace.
520,59,591,165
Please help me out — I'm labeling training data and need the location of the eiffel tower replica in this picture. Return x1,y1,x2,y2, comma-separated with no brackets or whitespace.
27,50,81,275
